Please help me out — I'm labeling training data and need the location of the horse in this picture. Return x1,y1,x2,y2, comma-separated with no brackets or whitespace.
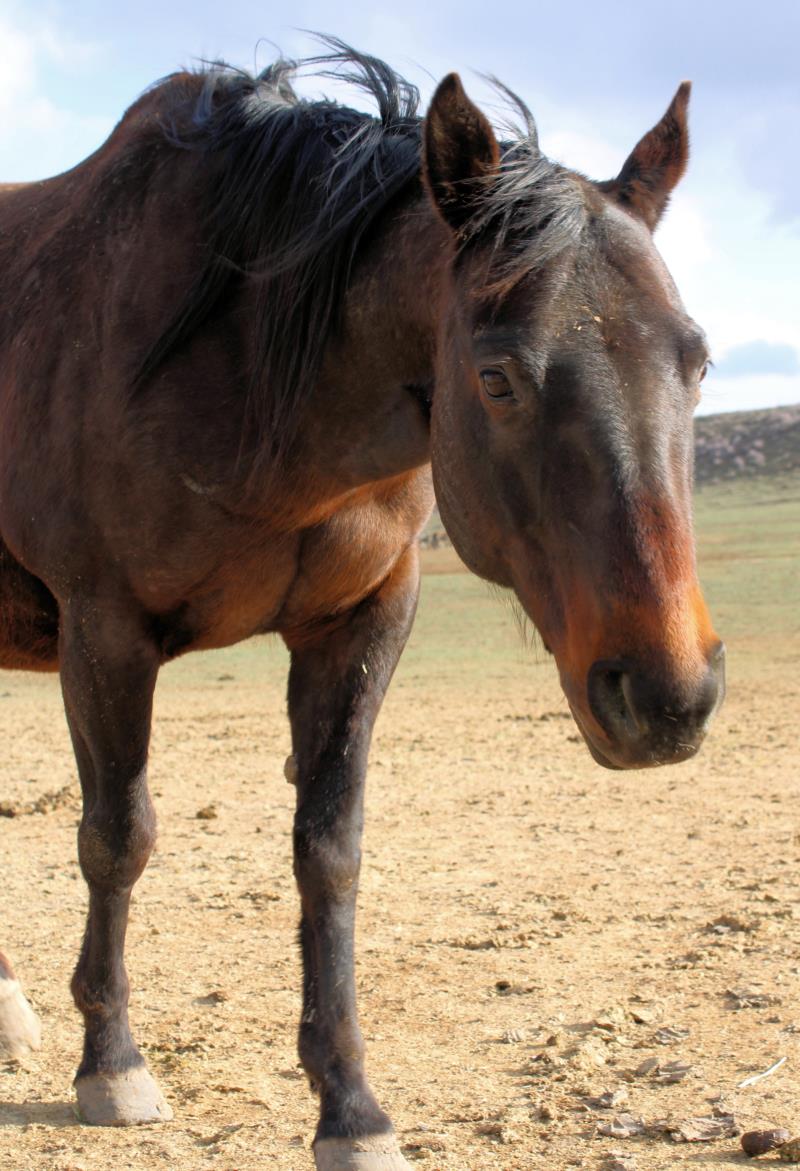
0,39,724,1171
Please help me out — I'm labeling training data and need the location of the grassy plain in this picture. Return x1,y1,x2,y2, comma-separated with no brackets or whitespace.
694,474,800,648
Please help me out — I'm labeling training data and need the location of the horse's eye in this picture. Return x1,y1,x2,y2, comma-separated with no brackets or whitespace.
480,368,513,399
699,360,711,382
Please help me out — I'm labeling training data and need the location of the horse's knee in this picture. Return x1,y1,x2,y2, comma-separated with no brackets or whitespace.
78,786,156,891
293,828,361,901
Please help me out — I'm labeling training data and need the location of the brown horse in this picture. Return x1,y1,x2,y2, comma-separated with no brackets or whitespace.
0,41,723,1171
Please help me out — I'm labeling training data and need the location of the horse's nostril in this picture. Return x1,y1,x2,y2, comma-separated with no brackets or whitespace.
588,653,723,753
588,663,639,740
620,672,647,734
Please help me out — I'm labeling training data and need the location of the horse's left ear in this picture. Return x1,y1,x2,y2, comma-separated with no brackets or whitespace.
423,73,501,234
599,82,691,231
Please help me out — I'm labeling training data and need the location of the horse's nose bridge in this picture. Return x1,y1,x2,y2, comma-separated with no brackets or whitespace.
627,577,719,684
613,477,696,583
555,448,701,624
596,478,714,670
555,552,717,690
538,473,720,726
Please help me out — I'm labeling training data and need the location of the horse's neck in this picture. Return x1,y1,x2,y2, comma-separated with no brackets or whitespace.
359,190,452,359
352,191,455,405
284,193,450,498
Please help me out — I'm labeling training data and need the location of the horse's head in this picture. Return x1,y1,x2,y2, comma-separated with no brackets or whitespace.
423,76,724,770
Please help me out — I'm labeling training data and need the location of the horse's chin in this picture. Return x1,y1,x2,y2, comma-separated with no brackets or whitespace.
568,705,624,770
582,733,625,770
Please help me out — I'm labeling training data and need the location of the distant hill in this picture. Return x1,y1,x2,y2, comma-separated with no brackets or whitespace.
695,403,800,486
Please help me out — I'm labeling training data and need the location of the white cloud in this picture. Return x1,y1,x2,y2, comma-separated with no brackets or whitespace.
655,192,714,282
0,7,111,180
0,12,36,116
539,127,620,180
714,340,799,378
36,18,105,71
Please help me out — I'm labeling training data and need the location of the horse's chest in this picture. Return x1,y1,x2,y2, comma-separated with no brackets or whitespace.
186,472,433,650
278,477,434,631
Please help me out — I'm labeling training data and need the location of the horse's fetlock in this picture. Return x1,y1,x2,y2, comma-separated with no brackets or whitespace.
299,1020,365,1092
71,966,130,1019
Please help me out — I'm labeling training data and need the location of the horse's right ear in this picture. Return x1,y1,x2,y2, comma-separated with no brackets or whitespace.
423,73,500,234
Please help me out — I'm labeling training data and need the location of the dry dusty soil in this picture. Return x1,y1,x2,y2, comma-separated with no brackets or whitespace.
0,477,798,1171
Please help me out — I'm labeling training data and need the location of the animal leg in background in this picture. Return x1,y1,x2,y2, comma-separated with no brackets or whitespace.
0,950,41,1059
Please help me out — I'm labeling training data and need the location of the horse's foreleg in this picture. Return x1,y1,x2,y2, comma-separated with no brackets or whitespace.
286,548,419,1171
59,600,171,1125
0,951,41,1059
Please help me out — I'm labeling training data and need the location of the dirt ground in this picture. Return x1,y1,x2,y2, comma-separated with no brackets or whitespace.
1,545,799,1170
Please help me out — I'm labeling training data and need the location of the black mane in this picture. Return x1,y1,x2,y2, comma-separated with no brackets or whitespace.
136,39,422,473
136,39,585,473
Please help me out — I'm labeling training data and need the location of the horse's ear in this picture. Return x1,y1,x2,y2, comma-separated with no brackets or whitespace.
600,82,691,231
423,73,501,234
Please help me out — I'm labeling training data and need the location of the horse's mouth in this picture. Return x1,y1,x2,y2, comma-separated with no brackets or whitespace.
567,702,703,771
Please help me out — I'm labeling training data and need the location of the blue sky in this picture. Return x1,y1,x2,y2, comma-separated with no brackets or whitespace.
1,0,798,416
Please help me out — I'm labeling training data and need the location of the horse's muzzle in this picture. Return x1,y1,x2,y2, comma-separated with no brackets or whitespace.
581,642,726,769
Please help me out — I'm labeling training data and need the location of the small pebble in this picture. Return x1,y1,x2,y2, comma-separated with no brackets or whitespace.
779,1138,800,1163
741,1129,790,1157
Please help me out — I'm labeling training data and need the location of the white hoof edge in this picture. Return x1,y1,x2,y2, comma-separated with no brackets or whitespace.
0,975,42,1060
75,1066,174,1126
314,1135,413,1171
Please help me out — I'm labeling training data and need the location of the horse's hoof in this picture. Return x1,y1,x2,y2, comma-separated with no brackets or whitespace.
74,1066,174,1125
314,1135,413,1171
0,974,42,1059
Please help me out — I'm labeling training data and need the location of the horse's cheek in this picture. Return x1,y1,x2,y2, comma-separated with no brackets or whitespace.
431,394,514,586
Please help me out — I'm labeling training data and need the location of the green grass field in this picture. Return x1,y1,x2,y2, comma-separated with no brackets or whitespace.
694,473,800,648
